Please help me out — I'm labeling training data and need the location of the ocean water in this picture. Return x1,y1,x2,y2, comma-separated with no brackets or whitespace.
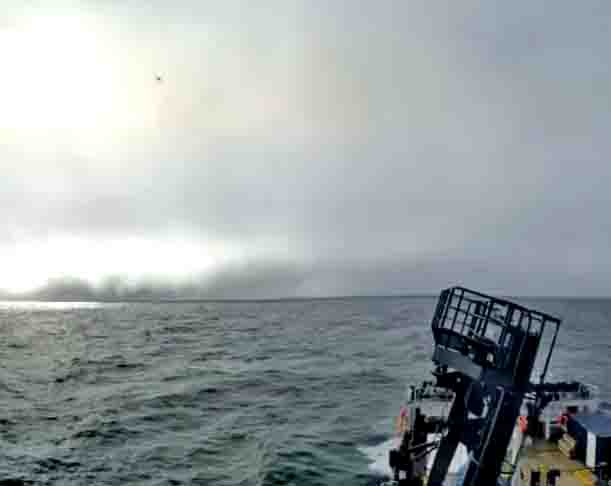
0,296,610,485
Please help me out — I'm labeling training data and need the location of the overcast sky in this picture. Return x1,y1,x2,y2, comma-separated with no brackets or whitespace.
1,1,610,298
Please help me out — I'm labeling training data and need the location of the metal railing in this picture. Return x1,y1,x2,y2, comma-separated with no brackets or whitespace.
431,286,561,384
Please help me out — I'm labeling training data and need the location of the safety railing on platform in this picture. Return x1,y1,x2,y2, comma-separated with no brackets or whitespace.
431,286,561,384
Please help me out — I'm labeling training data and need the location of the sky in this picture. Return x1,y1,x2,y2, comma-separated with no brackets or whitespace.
1,1,611,299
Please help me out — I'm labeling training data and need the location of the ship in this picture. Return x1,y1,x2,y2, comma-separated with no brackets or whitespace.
386,286,611,486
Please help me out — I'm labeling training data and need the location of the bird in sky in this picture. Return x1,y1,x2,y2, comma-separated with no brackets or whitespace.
155,75,163,82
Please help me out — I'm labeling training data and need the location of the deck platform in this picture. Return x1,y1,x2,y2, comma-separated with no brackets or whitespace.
516,438,598,486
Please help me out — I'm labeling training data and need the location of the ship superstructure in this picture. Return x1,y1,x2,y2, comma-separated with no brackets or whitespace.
388,286,611,486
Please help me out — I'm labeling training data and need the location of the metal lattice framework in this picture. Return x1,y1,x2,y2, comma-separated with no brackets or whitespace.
431,286,560,386
427,287,562,486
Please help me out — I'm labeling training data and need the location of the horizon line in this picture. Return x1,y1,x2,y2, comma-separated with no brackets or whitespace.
1,293,611,304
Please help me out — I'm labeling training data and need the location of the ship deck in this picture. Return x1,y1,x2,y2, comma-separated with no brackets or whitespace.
516,438,597,486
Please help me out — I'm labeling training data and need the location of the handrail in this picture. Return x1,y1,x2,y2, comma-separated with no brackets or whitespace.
450,286,560,323
431,286,561,379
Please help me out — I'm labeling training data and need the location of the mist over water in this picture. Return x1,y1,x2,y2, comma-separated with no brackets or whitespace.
0,297,609,485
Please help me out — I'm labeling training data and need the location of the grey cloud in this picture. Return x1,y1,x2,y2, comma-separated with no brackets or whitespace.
2,1,611,297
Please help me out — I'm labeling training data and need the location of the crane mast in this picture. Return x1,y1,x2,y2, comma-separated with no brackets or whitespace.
390,286,581,486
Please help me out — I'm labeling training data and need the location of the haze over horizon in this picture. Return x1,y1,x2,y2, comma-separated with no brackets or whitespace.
2,2,611,299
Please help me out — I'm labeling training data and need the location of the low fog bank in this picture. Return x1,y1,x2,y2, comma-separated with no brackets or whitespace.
2,257,608,302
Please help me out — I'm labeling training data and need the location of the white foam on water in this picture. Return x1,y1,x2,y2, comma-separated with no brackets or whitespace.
358,436,401,478
359,433,470,485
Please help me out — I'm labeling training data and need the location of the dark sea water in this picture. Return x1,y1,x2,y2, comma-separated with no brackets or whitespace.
0,297,610,485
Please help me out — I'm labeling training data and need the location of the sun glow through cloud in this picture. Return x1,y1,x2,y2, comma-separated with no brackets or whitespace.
0,235,240,295
1,2,610,298
0,13,159,157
